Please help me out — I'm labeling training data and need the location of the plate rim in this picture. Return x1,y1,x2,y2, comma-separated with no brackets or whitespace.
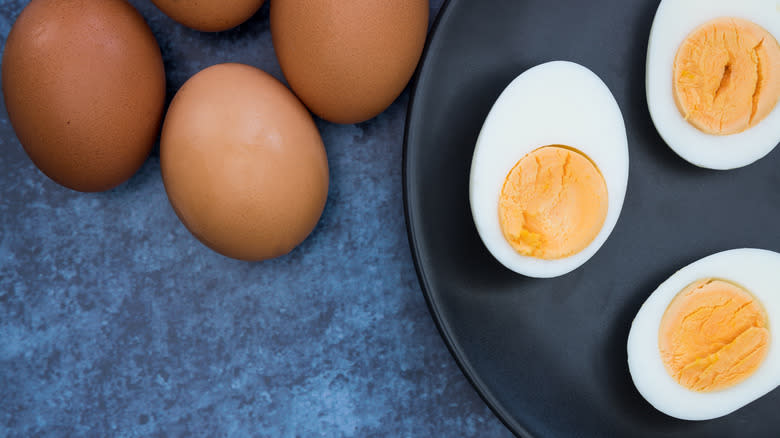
402,0,529,436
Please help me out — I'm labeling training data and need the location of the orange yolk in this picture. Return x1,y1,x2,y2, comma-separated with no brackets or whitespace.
658,279,770,392
673,17,780,135
498,146,608,260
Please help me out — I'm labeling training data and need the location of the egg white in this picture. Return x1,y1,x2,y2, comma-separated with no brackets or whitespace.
469,61,629,278
646,0,780,170
628,248,780,420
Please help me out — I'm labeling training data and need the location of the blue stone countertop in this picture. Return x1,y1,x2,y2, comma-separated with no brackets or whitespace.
0,1,514,436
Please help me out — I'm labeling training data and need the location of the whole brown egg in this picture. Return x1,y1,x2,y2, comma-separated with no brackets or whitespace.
270,0,429,124
160,64,329,261
151,0,266,32
2,0,166,192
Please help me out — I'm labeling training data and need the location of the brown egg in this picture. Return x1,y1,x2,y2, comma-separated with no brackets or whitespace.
160,64,329,261
151,0,266,32
1,0,166,192
270,0,429,124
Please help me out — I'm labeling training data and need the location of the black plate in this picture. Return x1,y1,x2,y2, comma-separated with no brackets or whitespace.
403,0,780,436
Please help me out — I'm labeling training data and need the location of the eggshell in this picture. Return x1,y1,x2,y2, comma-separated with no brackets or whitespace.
270,0,429,124
1,0,166,192
160,64,329,261
151,0,265,32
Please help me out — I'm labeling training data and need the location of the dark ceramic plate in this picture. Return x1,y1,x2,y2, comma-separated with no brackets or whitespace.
403,0,780,437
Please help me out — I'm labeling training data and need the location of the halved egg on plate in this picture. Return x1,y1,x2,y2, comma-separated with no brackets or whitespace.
646,0,780,169
469,61,629,278
628,248,780,420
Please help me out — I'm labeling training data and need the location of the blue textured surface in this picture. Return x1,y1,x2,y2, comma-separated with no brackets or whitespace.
0,1,513,436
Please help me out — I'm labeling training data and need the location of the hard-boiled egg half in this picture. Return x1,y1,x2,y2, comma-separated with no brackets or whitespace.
469,61,628,278
646,0,780,169
628,248,780,420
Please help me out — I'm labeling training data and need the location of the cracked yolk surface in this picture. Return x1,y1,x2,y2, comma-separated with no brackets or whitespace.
673,17,780,135
659,279,770,392
498,146,607,260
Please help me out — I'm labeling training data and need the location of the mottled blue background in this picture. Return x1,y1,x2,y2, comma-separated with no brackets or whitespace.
0,1,514,436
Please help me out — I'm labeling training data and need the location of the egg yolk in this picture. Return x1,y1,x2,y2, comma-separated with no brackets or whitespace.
498,146,608,260
673,17,780,135
658,279,770,392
